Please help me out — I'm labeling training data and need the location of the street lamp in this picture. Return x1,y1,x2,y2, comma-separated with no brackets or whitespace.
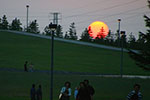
26,5,29,31
49,23,57,100
118,19,121,46
120,31,125,78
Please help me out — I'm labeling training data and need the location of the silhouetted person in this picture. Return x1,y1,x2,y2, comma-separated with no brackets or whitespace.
30,84,36,100
24,61,28,72
37,85,42,100
77,82,90,100
59,81,71,100
84,80,95,100
127,84,142,100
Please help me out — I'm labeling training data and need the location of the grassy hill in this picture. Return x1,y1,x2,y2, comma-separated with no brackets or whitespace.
0,31,150,75
0,31,150,100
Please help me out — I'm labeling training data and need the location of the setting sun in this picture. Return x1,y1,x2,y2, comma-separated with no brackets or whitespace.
88,21,109,39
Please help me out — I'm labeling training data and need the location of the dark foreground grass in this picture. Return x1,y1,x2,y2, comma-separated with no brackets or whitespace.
0,71,150,100
0,31,150,75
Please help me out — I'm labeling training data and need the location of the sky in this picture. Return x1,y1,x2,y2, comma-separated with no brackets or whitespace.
0,0,149,39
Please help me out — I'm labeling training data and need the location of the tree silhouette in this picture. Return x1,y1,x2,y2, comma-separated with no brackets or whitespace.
10,18,22,31
28,20,40,34
97,27,105,39
88,26,93,38
55,25,63,38
67,22,78,40
1,15,9,29
80,28,92,42
128,1,150,70
44,26,51,36
0,18,2,29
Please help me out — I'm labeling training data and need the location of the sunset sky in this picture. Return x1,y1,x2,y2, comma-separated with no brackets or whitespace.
0,0,149,38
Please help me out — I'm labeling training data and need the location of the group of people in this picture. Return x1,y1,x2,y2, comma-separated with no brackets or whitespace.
59,80,142,100
59,79,95,100
30,84,42,100
24,61,34,72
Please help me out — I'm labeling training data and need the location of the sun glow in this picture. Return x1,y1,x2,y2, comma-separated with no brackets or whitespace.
88,21,109,39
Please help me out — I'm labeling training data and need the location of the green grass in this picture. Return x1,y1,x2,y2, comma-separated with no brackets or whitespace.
0,71,150,100
0,31,150,75
0,31,150,100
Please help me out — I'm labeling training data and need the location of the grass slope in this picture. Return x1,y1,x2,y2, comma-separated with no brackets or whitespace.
0,31,149,75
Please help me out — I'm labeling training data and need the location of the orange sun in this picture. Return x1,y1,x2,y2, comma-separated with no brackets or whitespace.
88,21,109,39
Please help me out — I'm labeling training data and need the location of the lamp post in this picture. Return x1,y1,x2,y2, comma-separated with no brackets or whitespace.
120,31,125,78
118,19,121,46
118,19,123,77
26,5,29,31
49,23,57,100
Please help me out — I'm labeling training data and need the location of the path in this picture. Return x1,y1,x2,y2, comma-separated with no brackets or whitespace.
0,67,150,79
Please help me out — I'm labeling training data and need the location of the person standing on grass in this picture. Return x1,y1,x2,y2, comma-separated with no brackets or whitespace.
29,62,34,72
127,84,142,100
37,85,42,100
30,84,36,100
76,82,90,100
84,80,95,100
24,61,28,72
59,81,71,100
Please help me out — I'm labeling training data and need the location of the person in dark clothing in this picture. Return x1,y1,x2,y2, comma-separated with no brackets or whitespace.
37,85,42,100
24,61,28,72
84,80,95,100
77,82,91,100
30,84,36,100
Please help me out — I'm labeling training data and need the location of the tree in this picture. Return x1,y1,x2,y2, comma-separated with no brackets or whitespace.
97,27,105,39
64,32,69,39
128,32,137,49
94,27,105,44
44,26,51,36
80,28,92,42
67,22,78,40
0,18,2,29
105,30,114,45
55,25,63,38
1,15,9,29
10,18,22,31
28,20,40,33
128,1,150,70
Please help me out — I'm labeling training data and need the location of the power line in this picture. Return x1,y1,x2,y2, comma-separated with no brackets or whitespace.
63,0,141,19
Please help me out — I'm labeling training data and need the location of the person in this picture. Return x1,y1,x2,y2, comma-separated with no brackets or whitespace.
29,63,34,72
74,87,79,100
127,84,142,100
59,81,71,100
30,84,36,100
84,80,95,100
76,82,90,100
24,61,28,72
37,85,42,100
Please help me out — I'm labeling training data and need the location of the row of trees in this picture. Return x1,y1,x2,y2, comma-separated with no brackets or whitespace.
0,15,39,33
128,0,150,71
0,14,147,50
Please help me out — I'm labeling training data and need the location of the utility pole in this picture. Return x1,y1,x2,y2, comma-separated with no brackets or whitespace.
50,12,61,25
26,5,29,31
49,12,61,100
